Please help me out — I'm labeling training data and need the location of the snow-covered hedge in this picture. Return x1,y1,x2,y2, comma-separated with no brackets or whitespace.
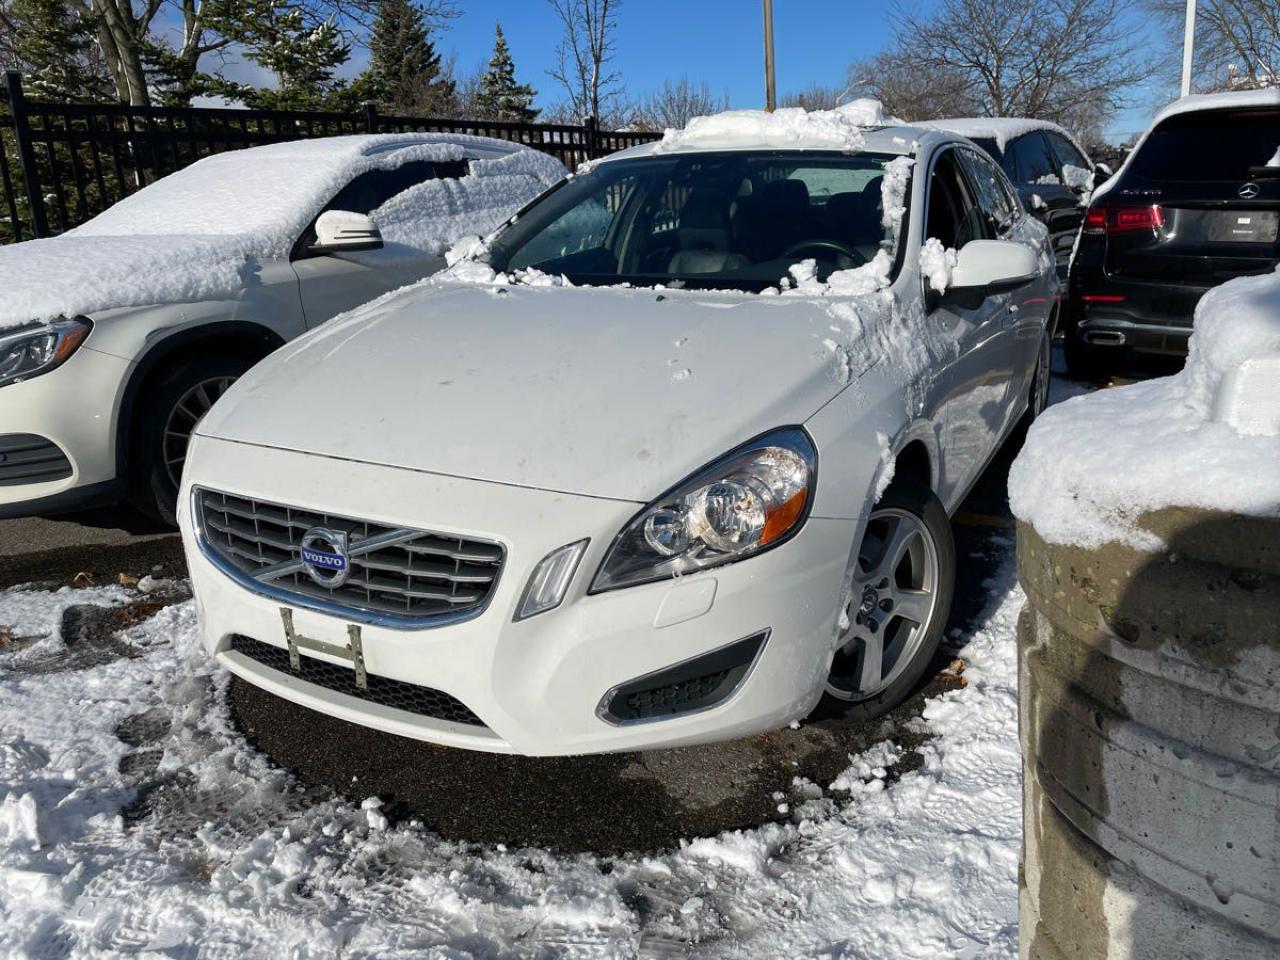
1010,268,1280,549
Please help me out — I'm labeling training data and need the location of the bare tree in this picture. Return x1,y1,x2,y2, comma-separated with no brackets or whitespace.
779,83,845,111
1144,0,1280,90
632,77,726,130
888,0,1145,134
845,50,981,121
547,0,623,122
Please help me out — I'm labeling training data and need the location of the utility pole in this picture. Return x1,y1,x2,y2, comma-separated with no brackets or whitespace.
1180,0,1197,96
763,0,776,112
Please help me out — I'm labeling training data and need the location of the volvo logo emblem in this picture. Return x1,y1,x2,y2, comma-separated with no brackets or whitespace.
1239,182,1260,199
300,527,351,588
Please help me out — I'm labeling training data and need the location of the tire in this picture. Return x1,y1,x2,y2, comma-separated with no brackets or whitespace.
1062,319,1119,383
129,353,249,525
810,479,956,724
1020,330,1053,431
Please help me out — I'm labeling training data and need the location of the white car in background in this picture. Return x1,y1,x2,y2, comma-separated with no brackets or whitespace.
0,135,564,522
179,105,1057,755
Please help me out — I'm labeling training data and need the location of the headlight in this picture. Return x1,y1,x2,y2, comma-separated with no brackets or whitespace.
0,317,93,388
591,427,817,592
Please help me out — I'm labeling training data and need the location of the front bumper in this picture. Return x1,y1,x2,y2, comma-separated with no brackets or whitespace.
0,346,133,515
179,435,857,756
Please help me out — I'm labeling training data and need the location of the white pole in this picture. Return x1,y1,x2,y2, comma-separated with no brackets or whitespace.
1181,0,1197,97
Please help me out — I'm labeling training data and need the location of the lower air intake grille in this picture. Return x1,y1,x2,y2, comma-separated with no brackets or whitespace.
0,434,73,486
599,630,768,724
229,634,486,727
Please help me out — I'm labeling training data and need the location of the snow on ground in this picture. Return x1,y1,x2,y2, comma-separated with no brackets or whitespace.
1010,266,1280,549
0,135,563,329
0,529,1024,958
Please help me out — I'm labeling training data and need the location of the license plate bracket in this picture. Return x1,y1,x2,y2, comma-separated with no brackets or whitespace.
279,607,368,690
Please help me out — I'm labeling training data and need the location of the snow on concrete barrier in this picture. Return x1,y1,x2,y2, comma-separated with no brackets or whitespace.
1016,510,1279,959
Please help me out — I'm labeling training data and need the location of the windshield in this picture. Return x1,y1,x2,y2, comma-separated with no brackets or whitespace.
487,151,900,291
1128,109,1280,182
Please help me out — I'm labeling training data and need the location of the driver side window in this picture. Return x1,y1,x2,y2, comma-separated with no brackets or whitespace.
926,150,987,250
293,159,467,258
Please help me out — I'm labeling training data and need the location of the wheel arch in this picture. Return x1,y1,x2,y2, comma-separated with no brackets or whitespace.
115,321,285,481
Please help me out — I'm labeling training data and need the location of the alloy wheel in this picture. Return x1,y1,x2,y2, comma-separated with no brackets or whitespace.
162,376,236,488
826,507,942,701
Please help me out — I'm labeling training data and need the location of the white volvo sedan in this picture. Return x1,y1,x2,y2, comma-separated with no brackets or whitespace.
178,105,1057,755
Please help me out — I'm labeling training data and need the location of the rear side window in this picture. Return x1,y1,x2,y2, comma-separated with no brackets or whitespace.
1010,133,1060,184
1127,109,1280,181
959,147,1019,232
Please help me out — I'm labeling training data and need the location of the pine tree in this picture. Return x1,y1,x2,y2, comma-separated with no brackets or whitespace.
475,23,538,122
204,1,354,110
7,0,110,101
365,0,455,114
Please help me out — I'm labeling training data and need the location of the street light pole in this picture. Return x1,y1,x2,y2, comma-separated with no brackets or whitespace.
763,0,776,112
1181,0,1197,96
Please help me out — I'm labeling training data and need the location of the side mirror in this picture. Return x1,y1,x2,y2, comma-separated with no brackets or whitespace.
949,239,1039,295
1093,162,1114,185
311,210,383,253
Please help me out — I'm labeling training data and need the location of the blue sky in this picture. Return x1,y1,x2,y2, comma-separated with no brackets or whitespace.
217,0,1178,144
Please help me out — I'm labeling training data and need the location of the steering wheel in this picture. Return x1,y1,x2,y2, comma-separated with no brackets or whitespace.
781,239,865,270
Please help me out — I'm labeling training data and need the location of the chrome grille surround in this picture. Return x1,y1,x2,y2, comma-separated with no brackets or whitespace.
193,488,505,629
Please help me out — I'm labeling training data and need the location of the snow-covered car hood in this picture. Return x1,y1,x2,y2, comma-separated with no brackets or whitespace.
196,281,858,502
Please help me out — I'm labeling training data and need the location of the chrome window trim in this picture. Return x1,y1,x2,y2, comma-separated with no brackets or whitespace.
192,487,506,630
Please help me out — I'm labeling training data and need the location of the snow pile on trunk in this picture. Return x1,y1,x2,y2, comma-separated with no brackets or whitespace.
0,539,1026,957
1010,267,1280,548
0,135,563,330
658,99,896,153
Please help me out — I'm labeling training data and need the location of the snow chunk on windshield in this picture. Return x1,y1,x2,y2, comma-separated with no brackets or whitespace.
658,99,897,153
1010,267,1280,548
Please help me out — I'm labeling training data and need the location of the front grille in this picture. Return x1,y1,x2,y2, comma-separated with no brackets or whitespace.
229,635,485,726
197,488,504,625
0,434,73,486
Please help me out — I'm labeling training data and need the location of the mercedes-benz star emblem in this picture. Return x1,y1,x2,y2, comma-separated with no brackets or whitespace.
1239,182,1260,200
300,526,351,588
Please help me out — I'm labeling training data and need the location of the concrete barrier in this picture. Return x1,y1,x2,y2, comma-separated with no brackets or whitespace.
1017,507,1280,959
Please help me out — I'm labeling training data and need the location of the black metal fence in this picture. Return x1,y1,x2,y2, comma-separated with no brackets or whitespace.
0,71,659,244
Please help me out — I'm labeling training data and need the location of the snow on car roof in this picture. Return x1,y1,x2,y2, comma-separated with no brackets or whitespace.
1010,264,1280,548
605,100,929,161
918,117,1083,155
0,134,564,329
75,133,530,248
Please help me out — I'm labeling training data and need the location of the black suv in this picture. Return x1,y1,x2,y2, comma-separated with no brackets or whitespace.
927,120,1104,278
1064,93,1280,379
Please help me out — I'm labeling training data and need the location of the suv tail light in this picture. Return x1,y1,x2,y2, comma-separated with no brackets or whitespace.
1083,204,1165,235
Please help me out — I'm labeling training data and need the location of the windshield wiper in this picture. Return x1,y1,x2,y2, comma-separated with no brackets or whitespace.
1245,165,1280,179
